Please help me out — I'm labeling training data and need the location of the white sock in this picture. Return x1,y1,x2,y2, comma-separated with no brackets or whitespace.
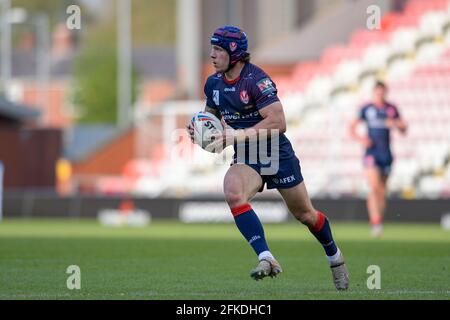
372,224,383,232
327,247,341,265
258,251,274,261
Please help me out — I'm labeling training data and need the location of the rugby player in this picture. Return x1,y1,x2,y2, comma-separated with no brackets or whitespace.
187,26,349,290
350,81,407,237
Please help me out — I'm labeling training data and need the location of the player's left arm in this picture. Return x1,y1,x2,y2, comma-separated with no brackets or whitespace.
231,75,286,143
215,101,286,148
385,106,407,134
213,74,286,147
219,102,286,146
241,101,286,138
387,118,407,134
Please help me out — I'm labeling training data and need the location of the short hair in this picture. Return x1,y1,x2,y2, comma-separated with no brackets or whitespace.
242,53,251,63
374,81,387,90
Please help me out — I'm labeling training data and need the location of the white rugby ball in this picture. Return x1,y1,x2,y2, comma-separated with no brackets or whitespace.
190,111,223,152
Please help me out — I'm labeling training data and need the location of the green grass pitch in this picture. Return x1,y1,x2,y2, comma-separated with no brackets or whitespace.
0,219,449,300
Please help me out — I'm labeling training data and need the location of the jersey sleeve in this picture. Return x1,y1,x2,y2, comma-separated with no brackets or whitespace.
204,77,218,110
387,104,400,119
250,73,280,110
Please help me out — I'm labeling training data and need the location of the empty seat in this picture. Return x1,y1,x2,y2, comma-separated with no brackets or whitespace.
418,11,448,38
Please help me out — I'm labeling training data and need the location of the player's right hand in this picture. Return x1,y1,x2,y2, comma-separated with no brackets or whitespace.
204,125,238,154
385,118,396,129
360,136,373,148
186,121,195,144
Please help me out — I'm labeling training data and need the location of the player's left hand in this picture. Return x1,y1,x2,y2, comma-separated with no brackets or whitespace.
205,119,242,153
206,130,233,153
384,118,396,129
185,121,195,143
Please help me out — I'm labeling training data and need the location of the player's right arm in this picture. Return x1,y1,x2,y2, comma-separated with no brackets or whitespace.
186,77,221,143
204,106,221,119
384,105,407,134
203,76,221,118
349,108,373,148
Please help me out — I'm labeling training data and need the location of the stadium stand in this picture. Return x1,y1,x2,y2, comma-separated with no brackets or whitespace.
281,0,450,198
132,0,450,199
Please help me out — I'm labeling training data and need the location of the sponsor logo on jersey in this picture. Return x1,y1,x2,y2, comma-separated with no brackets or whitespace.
213,90,219,105
256,78,276,95
386,106,397,118
222,111,260,121
224,87,236,92
230,42,237,52
240,90,249,104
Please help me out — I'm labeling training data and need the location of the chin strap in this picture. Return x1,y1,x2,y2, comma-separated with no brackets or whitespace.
225,61,237,73
225,52,248,73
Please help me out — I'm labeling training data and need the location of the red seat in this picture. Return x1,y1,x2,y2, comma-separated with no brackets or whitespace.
381,12,403,31
292,61,320,83
405,0,448,16
350,29,390,48
385,13,421,31
272,76,296,95
320,44,365,66
280,0,450,101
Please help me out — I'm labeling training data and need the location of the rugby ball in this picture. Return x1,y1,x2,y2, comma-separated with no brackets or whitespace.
190,111,223,152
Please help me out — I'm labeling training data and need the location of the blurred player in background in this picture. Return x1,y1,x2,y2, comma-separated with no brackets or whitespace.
350,81,407,237
187,25,349,290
